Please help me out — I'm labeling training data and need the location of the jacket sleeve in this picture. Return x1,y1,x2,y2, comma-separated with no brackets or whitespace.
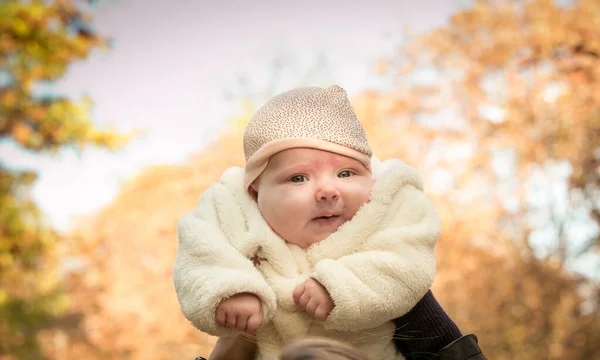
173,184,277,336
439,335,487,360
312,184,439,332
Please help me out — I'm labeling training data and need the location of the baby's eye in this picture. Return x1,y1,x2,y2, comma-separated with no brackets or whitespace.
338,170,353,178
289,175,307,183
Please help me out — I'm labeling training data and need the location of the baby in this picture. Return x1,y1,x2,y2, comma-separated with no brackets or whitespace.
173,85,440,360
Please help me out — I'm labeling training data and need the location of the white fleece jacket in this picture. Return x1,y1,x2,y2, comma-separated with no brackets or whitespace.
173,158,440,360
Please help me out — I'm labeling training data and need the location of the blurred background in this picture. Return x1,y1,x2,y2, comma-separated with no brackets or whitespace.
1,0,599,359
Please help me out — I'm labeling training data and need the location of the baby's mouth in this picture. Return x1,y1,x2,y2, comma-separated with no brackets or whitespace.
315,215,336,219
311,215,342,226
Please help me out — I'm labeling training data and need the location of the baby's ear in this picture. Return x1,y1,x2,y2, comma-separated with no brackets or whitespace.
248,184,259,201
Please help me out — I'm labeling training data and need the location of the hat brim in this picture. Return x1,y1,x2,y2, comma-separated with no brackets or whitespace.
244,138,372,190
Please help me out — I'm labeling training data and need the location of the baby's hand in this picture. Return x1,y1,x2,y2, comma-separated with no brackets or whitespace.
216,292,263,334
293,278,334,321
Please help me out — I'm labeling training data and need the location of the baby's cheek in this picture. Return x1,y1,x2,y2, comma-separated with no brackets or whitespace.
357,181,374,203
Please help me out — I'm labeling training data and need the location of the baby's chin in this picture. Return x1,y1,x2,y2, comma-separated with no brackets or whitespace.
300,225,347,248
284,216,356,248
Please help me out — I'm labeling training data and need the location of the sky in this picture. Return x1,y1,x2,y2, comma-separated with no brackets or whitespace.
2,0,462,231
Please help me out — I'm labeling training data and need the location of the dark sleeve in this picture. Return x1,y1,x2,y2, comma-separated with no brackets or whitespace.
438,334,486,360
393,290,486,360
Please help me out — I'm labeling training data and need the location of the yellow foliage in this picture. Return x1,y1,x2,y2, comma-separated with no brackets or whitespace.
1,0,133,357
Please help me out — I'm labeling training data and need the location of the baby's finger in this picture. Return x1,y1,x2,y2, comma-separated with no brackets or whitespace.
292,283,305,304
313,304,330,321
225,313,237,329
236,313,248,333
246,313,262,335
305,298,319,316
298,291,310,308
215,308,226,326
257,303,263,319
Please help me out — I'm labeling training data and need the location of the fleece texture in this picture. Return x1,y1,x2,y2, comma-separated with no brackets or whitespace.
173,158,440,360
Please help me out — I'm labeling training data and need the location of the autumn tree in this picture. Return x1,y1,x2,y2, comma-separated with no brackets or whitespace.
385,0,599,260
377,0,600,358
0,0,128,358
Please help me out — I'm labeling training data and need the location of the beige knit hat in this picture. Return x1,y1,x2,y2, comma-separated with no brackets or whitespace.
243,85,372,189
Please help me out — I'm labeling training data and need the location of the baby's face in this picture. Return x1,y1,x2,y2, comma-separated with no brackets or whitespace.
251,148,374,249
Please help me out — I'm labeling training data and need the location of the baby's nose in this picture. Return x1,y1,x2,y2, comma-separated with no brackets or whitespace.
316,183,340,201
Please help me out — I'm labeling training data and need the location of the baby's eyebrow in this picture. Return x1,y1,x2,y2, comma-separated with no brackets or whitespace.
276,162,313,174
